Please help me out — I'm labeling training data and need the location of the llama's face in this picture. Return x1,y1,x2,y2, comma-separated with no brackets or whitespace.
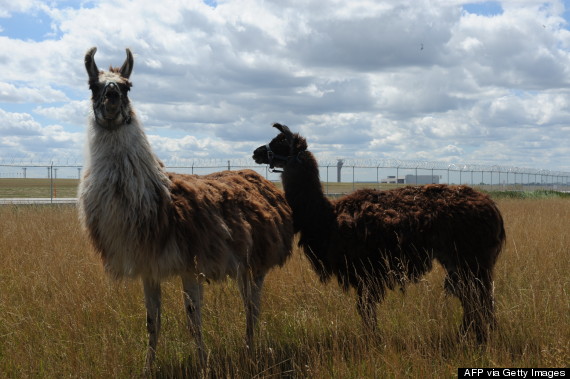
253,133,291,168
253,123,308,169
85,47,134,129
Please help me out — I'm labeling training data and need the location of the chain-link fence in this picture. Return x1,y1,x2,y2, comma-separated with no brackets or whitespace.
1,157,569,199
315,159,570,193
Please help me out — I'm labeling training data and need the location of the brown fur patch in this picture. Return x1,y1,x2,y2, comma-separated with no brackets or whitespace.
168,170,294,279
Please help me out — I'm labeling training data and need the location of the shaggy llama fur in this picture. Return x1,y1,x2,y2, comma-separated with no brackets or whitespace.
253,123,505,343
78,48,293,370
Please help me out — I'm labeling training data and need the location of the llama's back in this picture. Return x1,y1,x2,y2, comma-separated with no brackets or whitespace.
168,169,294,280
332,185,505,281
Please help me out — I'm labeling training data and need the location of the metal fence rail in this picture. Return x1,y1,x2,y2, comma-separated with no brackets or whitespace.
1,158,569,196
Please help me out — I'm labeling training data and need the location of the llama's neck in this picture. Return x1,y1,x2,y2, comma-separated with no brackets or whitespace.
79,114,171,278
84,114,171,202
281,151,335,265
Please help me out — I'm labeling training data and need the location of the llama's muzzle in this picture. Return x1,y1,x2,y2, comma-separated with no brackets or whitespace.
252,145,269,164
101,82,123,119
104,83,120,104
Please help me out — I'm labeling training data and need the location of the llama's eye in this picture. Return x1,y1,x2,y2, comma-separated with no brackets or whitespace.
89,84,102,96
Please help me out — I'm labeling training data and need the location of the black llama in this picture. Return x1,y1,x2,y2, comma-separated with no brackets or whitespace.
253,123,505,343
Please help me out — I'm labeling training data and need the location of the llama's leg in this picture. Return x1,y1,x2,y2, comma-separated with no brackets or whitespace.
449,267,495,344
143,278,162,371
181,274,206,367
356,286,378,332
444,268,475,336
470,270,496,343
238,270,265,348
443,268,461,298
487,278,497,330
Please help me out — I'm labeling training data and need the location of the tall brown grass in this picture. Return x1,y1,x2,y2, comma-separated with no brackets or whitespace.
0,199,568,378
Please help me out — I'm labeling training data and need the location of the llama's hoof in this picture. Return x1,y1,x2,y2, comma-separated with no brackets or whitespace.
143,350,157,375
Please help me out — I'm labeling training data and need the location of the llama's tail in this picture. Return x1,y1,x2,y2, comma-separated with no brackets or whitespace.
492,202,507,266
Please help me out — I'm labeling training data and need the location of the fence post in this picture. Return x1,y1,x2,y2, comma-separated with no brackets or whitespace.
396,167,399,186
326,166,329,195
376,166,379,189
50,162,53,204
352,166,355,191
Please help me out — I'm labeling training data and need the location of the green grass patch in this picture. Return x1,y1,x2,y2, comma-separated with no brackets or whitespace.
0,178,79,198
1,178,569,201
487,190,570,199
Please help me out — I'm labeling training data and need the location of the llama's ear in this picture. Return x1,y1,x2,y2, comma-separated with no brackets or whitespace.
85,47,99,82
273,123,293,143
120,48,134,79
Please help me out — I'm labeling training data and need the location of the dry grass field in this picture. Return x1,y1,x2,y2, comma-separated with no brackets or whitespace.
0,198,568,378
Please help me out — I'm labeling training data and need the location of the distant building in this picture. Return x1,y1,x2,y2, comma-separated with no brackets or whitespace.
381,175,440,184
381,175,406,184
405,175,439,184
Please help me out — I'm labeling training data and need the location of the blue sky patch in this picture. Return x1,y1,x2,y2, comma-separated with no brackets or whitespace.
463,1,503,17
0,11,58,41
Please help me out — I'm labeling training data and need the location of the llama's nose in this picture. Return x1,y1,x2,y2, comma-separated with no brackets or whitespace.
105,85,121,104
252,146,266,161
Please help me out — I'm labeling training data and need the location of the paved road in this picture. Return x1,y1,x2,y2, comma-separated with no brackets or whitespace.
0,198,77,205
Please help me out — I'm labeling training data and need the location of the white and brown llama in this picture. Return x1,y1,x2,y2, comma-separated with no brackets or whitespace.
78,48,294,369
253,123,505,343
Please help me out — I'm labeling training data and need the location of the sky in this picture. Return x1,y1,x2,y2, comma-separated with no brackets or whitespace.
1,0,570,172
